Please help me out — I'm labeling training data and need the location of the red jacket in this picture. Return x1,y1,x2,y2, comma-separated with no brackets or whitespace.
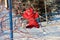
22,8,39,28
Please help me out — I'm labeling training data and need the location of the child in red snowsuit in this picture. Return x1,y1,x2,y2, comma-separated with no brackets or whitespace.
22,7,39,28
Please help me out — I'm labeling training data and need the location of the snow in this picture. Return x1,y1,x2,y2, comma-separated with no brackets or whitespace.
0,24,60,40
0,8,60,40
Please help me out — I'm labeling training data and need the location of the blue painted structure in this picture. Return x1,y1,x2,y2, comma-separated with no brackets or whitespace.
0,22,3,33
8,0,13,40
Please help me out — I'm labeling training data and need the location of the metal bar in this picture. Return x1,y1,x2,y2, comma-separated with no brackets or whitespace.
8,0,13,40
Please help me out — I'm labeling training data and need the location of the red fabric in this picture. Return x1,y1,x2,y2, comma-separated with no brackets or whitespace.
22,8,39,28
34,12,39,18
29,8,33,13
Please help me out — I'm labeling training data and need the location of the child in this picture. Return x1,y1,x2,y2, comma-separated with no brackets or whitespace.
22,5,39,28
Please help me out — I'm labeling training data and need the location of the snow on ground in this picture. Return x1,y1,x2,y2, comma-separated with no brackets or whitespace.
0,22,60,40
0,9,60,40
